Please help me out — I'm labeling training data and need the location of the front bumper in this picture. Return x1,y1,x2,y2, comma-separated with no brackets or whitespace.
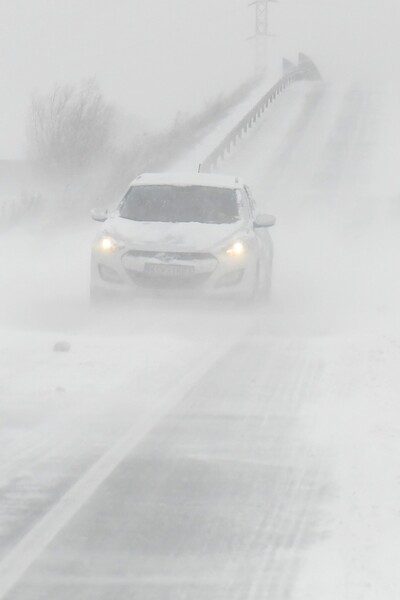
91,247,255,298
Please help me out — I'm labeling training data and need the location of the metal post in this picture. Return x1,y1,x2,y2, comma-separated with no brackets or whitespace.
249,0,277,76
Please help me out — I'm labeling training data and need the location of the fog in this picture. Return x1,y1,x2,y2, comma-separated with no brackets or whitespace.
277,0,400,82
0,0,254,158
1,0,400,158
2,1,400,599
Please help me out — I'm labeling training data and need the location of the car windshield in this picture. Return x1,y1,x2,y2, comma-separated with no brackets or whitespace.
119,185,239,224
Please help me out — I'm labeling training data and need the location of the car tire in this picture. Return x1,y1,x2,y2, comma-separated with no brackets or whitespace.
90,285,112,305
239,262,260,304
261,265,272,302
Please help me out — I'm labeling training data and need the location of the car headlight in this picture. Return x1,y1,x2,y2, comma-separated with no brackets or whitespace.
226,240,246,257
95,234,123,253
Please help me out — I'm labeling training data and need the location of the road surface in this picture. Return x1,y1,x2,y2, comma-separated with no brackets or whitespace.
1,80,400,599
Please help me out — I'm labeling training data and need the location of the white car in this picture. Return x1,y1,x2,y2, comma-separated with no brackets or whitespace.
90,172,275,301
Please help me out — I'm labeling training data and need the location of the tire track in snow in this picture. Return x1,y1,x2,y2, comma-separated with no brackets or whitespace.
236,350,326,600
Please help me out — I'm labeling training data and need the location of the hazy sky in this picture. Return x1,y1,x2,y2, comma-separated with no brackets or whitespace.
1,0,399,158
0,0,253,158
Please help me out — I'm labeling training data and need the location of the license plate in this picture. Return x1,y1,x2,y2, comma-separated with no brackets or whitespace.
145,263,195,277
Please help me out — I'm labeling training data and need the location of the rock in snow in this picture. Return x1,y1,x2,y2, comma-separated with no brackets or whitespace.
53,341,71,352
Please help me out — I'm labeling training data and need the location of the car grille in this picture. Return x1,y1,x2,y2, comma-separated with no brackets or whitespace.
124,250,215,261
127,270,211,290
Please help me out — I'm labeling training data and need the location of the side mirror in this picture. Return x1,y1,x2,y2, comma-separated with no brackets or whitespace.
254,214,276,228
91,208,108,222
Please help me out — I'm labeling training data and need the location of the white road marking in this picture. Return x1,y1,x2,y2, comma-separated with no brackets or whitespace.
0,328,250,599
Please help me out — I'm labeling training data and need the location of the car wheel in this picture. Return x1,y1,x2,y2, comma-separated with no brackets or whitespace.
261,265,272,302
239,262,260,304
90,285,112,305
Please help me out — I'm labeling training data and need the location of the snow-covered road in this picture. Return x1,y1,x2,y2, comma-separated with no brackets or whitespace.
1,80,400,598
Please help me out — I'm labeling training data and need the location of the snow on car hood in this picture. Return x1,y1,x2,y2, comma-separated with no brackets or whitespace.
104,216,246,252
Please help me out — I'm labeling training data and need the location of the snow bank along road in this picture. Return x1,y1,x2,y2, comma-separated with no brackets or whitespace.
1,80,400,598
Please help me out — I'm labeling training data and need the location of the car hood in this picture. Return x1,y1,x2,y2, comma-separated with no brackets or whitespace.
104,216,246,252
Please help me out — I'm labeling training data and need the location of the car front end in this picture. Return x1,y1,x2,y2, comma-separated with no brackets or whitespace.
90,224,259,301
89,174,272,303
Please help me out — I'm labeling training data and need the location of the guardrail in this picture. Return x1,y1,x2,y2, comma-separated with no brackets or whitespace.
200,53,321,172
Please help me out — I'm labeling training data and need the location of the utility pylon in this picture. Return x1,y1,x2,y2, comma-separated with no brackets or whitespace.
249,0,277,76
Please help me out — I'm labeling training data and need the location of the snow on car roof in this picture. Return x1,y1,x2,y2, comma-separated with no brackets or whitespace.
130,172,243,189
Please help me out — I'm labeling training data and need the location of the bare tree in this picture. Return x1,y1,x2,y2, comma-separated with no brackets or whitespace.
28,79,114,177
